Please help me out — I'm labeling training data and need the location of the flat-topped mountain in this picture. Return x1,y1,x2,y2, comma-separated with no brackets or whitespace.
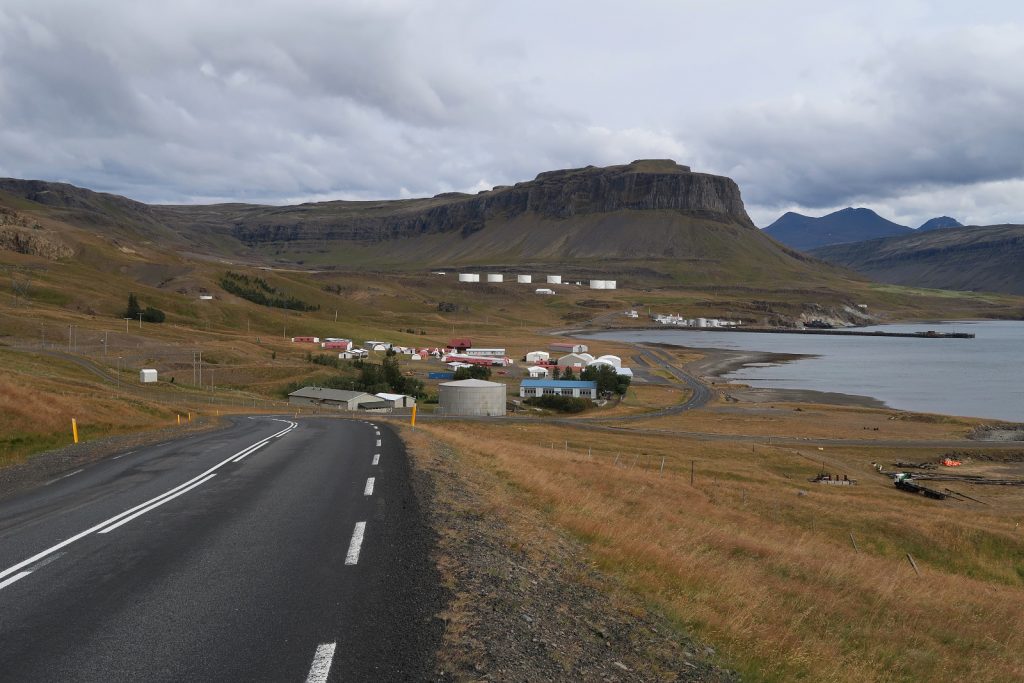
811,224,1024,295
762,207,913,251
0,161,850,287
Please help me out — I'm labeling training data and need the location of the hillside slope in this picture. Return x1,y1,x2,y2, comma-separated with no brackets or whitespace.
1,161,847,287
763,208,912,251
811,224,1024,295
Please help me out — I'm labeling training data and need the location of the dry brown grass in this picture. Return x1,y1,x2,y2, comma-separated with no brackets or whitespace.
417,421,1024,682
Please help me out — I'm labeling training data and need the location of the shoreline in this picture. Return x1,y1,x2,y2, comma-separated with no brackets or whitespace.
672,345,888,409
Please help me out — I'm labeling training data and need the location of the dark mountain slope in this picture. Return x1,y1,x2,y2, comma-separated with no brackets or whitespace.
811,224,1024,295
917,216,964,231
763,207,912,251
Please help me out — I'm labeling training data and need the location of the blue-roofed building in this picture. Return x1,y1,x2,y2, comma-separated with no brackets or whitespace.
519,379,598,400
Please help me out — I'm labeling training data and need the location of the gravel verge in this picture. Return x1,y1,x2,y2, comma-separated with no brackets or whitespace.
402,427,737,682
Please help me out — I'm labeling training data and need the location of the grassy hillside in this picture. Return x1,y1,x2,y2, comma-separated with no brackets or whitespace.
812,224,1024,295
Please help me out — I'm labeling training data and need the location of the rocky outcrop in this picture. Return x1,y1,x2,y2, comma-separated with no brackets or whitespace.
223,160,754,245
0,221,74,260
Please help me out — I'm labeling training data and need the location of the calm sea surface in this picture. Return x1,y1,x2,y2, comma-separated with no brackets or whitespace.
588,320,1024,421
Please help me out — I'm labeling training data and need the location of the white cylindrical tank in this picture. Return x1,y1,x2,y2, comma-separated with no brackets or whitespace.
486,273,503,283
546,275,562,284
697,317,708,328
438,379,506,417
517,274,532,284
458,273,480,283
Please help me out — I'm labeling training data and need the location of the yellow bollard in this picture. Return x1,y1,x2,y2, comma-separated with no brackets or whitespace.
188,411,191,422
72,417,79,444
177,414,181,425
410,405,417,427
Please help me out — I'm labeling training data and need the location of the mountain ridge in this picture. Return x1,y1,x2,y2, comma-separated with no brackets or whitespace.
762,207,912,251
811,224,1024,295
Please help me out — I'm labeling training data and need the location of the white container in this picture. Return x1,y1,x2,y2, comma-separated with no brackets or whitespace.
486,273,503,283
139,369,158,383
438,379,506,417
589,280,606,289
546,275,562,284
535,288,555,295
458,273,480,283
604,280,617,290
517,274,532,284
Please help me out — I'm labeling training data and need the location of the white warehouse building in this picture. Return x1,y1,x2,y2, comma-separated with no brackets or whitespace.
458,273,480,283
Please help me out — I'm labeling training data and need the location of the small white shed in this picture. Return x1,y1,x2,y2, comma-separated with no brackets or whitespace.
140,368,158,383
527,365,550,378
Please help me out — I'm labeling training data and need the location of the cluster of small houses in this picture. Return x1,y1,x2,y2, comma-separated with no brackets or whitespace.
286,336,633,416
652,314,743,328
432,271,617,295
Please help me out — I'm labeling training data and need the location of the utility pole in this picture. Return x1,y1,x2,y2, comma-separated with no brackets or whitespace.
117,357,122,390
138,312,143,328
41,322,44,349
124,318,130,333
103,331,108,356
198,350,202,387
67,324,71,353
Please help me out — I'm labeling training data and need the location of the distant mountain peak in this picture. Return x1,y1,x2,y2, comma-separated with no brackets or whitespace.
917,216,963,231
763,207,911,252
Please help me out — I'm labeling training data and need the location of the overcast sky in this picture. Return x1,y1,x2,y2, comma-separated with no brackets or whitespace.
1,1,1022,227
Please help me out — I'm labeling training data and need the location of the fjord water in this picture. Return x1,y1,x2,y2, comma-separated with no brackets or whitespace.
591,320,1024,422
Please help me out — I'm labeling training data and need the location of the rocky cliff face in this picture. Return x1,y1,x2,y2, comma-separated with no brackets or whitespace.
0,207,74,259
224,160,754,245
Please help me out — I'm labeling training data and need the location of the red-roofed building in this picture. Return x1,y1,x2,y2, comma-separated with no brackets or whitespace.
448,338,472,353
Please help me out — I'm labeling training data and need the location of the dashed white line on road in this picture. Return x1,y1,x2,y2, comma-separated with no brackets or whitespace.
372,453,380,466
364,477,375,496
345,521,367,565
376,439,381,447
45,468,84,486
305,642,337,683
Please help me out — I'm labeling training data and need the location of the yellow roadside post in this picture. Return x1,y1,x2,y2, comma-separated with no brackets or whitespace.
72,418,79,444
177,414,181,425
410,405,417,427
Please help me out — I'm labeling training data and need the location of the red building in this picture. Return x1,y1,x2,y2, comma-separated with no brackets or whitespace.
448,337,472,353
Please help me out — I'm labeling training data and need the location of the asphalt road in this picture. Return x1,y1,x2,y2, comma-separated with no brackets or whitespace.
0,416,441,682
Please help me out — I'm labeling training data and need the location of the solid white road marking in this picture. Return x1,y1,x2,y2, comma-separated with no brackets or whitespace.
364,477,375,496
0,419,298,583
372,453,380,466
0,571,31,591
345,521,367,565
231,441,267,462
305,642,337,683
98,474,217,534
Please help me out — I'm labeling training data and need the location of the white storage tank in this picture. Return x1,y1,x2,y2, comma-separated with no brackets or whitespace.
437,378,506,417
458,273,480,283
546,275,562,284
139,369,158,383
486,273,503,283
517,274,532,284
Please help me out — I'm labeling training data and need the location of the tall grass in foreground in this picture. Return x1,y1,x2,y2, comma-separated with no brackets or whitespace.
422,423,1024,682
